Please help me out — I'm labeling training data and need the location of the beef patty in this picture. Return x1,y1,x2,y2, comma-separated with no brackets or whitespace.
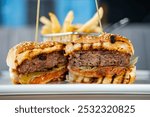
69,50,130,68
17,51,66,74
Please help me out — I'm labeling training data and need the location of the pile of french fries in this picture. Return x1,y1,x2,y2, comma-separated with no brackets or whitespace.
40,7,103,34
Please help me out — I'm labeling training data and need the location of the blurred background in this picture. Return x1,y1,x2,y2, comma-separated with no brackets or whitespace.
0,0,150,70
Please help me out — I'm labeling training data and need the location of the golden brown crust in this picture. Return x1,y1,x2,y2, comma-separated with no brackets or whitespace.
15,42,38,54
6,41,64,69
10,67,67,84
65,33,134,55
67,66,136,84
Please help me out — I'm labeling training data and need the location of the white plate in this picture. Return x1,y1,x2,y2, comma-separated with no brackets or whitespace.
0,70,150,95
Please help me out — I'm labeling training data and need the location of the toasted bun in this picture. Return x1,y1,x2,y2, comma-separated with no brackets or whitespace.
10,66,67,84
65,33,134,56
6,41,64,69
67,66,136,84
68,66,127,78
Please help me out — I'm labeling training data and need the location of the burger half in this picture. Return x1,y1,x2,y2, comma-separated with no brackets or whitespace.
6,41,67,84
65,33,136,84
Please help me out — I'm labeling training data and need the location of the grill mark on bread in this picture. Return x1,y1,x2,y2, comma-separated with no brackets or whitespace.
68,66,135,84
111,74,116,83
65,33,134,56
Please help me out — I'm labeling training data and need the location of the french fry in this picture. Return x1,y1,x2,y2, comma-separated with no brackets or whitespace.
41,7,104,34
41,25,51,35
62,11,74,32
70,24,82,32
92,26,103,33
82,25,98,33
40,16,51,26
49,12,61,33
77,7,103,32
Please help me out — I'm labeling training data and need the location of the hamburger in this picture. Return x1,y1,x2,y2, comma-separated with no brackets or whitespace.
65,33,136,84
6,41,67,84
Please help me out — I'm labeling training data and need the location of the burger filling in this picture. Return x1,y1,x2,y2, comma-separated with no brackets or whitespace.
69,50,131,69
17,51,67,74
